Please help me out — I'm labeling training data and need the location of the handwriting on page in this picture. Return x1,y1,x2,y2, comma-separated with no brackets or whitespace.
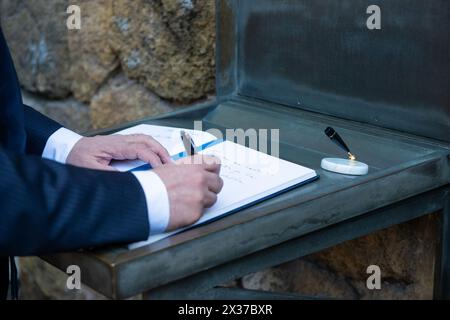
221,158,264,184
201,141,280,185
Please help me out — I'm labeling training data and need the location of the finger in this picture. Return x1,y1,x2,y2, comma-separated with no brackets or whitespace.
202,158,221,174
155,146,172,164
114,138,164,167
205,172,224,193
203,191,218,208
128,134,172,164
146,138,172,164
136,148,164,168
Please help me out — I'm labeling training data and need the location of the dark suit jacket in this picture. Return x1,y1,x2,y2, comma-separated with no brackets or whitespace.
0,28,150,298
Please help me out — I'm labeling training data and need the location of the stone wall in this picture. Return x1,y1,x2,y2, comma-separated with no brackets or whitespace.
1,1,440,300
0,0,216,130
241,214,439,300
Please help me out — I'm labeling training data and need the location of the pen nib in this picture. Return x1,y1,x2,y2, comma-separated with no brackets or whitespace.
348,152,357,161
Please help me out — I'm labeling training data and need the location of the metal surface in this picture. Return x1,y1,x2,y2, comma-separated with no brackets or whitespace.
43,101,450,299
41,0,450,299
142,187,447,300
218,0,450,142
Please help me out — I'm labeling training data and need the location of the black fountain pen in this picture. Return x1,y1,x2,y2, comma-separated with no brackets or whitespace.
180,130,197,156
324,127,357,161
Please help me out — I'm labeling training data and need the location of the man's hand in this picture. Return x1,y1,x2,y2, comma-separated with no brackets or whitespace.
66,134,172,171
153,155,224,231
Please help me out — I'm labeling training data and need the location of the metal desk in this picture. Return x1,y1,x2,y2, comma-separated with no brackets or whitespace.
42,99,450,299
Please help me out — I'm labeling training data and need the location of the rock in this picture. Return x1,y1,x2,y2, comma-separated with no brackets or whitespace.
109,0,216,101
19,257,106,300
311,213,438,299
0,0,72,98
242,259,359,299
68,0,119,102
90,73,174,130
242,214,439,299
0,0,216,102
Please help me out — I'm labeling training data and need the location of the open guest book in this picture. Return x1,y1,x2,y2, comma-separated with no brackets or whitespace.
112,124,319,249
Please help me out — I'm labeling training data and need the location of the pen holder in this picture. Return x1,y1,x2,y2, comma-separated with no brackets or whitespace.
321,158,369,176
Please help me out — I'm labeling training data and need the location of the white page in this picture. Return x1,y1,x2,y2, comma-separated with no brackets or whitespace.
111,124,217,172
129,140,317,249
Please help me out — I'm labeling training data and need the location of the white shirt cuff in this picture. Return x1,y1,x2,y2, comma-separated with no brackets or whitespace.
132,171,170,235
42,128,83,164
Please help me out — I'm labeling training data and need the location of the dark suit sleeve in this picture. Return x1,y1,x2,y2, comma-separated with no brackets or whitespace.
23,105,62,155
0,148,150,256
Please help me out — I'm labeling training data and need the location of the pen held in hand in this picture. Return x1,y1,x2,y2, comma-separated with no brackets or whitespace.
180,130,197,156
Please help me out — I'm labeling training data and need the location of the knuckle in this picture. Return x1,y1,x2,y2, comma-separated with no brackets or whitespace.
218,177,224,190
193,172,206,186
133,134,151,145
193,191,204,204
188,213,202,225
144,136,155,145
193,209,202,220
210,156,220,165
210,193,217,204
199,173,207,185
131,144,142,153
128,134,141,141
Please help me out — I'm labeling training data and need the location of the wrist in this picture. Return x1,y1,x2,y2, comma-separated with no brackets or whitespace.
42,128,83,164
132,171,171,236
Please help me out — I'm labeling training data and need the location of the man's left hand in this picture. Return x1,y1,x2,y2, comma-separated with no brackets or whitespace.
66,134,172,171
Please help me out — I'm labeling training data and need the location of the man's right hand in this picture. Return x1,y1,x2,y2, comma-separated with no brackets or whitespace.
153,155,224,231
